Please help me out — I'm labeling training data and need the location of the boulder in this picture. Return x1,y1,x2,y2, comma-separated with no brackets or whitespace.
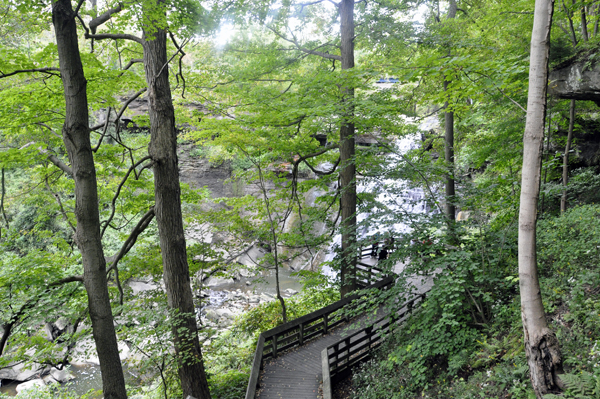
128,280,158,295
216,309,234,320
50,367,75,383
0,367,17,380
205,309,219,322
15,379,45,394
204,276,235,287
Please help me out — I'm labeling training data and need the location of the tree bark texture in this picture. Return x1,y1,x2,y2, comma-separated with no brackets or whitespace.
142,4,211,398
339,0,357,298
444,80,456,221
561,99,575,214
444,0,457,223
519,1,564,397
52,2,127,398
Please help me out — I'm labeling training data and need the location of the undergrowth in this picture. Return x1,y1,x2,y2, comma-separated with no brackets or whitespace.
350,204,600,399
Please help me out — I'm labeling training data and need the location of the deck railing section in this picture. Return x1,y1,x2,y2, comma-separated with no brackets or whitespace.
321,291,428,399
245,275,394,399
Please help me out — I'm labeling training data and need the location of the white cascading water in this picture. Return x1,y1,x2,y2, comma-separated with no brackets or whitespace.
321,116,438,277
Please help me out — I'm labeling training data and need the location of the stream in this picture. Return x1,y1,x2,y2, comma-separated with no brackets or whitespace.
1,118,436,397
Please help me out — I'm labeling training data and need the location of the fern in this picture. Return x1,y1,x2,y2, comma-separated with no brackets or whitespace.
544,372,600,399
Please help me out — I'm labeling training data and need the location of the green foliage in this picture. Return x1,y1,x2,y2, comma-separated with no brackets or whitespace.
208,369,248,399
0,384,99,399
233,286,339,336
545,372,600,399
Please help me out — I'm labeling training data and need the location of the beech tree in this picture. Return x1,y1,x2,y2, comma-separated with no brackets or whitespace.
519,0,564,397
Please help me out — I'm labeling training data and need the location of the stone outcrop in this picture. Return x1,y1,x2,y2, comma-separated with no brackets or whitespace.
549,58,600,104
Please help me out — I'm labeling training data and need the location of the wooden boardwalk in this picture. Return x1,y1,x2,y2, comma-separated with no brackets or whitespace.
252,251,435,399
257,309,381,399
256,256,383,399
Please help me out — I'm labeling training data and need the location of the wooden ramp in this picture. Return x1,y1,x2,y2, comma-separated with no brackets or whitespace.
246,253,402,399
257,311,380,399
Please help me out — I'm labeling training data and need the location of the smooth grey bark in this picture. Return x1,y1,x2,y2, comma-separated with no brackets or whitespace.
561,99,575,214
339,0,357,298
52,1,127,398
142,3,211,397
519,1,564,397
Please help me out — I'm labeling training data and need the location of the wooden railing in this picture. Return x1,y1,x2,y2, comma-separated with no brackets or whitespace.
245,276,394,399
321,291,428,399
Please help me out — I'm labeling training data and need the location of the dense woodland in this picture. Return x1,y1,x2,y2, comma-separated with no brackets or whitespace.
1,0,600,398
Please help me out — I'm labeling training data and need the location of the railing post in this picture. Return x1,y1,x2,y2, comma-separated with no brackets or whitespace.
366,326,373,347
323,314,328,334
272,335,278,357
344,337,351,366
299,323,304,346
322,348,332,399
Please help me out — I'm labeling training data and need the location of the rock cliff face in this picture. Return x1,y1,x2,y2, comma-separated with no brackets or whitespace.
549,59,600,104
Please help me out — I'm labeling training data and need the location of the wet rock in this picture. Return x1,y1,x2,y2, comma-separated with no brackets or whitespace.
205,309,219,322
50,368,75,382
13,362,45,382
16,379,45,394
204,276,235,287
216,309,234,320
128,280,158,295
0,367,17,380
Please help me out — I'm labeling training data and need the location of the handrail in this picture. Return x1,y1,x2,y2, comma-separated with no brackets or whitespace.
245,275,394,399
321,290,429,399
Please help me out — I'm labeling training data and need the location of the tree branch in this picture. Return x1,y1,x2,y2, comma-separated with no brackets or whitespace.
106,206,155,306
266,25,342,61
42,150,73,176
122,58,143,71
86,32,143,45
91,107,112,152
169,32,187,98
89,3,123,33
0,68,60,79
49,275,84,286
90,88,147,131
101,155,152,238
45,177,76,233
74,0,85,16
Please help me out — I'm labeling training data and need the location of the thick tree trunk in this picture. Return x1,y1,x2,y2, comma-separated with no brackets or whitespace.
561,99,575,214
52,2,127,399
519,1,564,397
339,0,357,297
142,4,211,398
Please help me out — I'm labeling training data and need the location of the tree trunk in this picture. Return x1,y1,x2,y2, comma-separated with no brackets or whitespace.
582,3,589,42
52,2,127,398
444,1,457,223
444,80,456,222
142,3,211,398
561,99,575,214
519,1,564,397
339,0,357,298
